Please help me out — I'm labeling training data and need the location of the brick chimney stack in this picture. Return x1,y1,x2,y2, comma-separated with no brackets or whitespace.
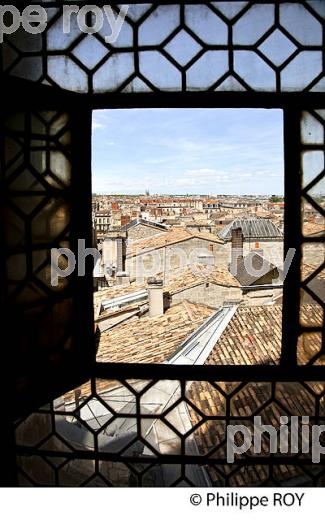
147,277,164,318
230,227,244,275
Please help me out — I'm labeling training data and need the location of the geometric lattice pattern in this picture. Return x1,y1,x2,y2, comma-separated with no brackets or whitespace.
15,378,325,486
2,0,325,487
1,108,93,413
299,109,325,364
2,2,325,94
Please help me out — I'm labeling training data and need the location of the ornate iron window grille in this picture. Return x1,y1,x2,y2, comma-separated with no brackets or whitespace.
0,1,324,486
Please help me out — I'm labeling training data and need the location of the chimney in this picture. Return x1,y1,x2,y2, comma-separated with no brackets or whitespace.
116,236,125,273
116,271,130,285
230,227,244,275
147,277,164,318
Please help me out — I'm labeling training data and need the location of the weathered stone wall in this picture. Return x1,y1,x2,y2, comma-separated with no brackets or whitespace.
126,238,228,281
243,287,283,306
102,239,117,270
222,240,284,268
170,283,242,308
127,224,167,241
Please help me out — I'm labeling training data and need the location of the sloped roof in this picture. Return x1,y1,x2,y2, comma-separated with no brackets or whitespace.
122,218,168,232
218,218,283,240
205,305,282,365
162,264,240,294
97,300,216,364
302,263,325,281
126,227,224,257
303,221,325,237
64,301,323,486
94,264,239,314
167,306,237,365
93,283,145,316
234,252,280,286
200,303,321,370
187,304,323,485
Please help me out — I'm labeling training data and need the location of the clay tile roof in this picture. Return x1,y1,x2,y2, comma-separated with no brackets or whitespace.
122,218,168,232
302,221,325,237
66,300,216,401
126,228,224,257
187,304,324,485
93,282,145,317
96,300,216,364
193,230,225,243
205,305,283,366
94,264,239,314
161,264,240,295
192,303,320,370
301,263,325,281
93,283,143,305
93,264,240,319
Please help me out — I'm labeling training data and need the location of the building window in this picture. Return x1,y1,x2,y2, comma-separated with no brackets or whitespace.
1,1,325,487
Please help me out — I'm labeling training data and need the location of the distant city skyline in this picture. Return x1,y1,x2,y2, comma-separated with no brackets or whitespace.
92,192,282,197
92,108,284,195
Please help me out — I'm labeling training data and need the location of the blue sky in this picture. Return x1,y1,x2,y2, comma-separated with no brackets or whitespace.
92,108,284,195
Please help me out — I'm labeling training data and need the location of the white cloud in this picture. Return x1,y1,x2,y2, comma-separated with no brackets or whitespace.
92,113,110,131
92,120,105,131
92,108,284,195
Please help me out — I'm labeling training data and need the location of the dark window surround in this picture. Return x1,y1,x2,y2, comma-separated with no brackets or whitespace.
1,77,325,487
2,78,325,409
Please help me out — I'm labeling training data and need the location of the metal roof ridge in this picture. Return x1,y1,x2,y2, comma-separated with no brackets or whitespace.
178,306,225,347
101,288,148,310
166,305,237,365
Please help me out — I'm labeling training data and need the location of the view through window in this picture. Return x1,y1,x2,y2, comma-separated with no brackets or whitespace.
90,108,292,366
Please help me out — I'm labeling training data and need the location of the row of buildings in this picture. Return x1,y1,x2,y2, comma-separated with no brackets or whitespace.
92,194,287,239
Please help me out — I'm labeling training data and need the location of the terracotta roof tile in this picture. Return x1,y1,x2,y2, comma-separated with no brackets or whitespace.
301,262,325,281
162,264,240,294
203,306,282,366
97,300,215,364
126,228,224,257
303,221,325,237
66,297,323,486
93,283,145,317
187,304,324,485
93,264,239,318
